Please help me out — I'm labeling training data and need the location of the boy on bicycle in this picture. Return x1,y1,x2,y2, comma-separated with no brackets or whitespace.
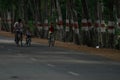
25,28,32,46
48,23,55,47
13,19,23,46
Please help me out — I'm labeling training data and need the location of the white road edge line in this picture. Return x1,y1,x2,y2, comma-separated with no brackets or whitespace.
17,54,23,56
68,71,80,76
47,64,55,67
8,49,12,51
31,58,37,61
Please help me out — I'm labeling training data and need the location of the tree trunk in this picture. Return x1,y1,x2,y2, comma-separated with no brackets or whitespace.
107,1,115,48
81,0,91,46
56,0,64,41
71,0,80,45
114,0,120,49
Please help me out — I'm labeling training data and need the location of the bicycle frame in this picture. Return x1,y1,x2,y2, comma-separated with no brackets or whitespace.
48,33,55,47
15,31,23,46
26,37,31,46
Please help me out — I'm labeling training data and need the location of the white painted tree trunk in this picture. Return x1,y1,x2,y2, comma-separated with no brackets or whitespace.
100,20,106,32
44,19,49,31
74,21,79,34
71,19,74,31
56,0,63,29
118,18,120,29
108,21,115,34
88,19,93,30
37,22,43,31
7,12,12,32
81,18,88,31
56,0,64,41
58,16,63,29
56,19,60,30
65,19,70,32
95,20,101,32
0,17,1,31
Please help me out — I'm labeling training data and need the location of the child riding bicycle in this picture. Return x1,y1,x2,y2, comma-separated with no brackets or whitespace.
48,23,55,47
25,28,32,46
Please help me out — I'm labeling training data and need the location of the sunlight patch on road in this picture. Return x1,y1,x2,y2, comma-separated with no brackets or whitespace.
0,39,14,43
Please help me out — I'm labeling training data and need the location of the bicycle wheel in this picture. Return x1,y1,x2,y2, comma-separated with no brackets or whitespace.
26,38,31,46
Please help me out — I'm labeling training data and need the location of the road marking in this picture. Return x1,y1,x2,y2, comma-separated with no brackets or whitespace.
0,46,5,48
17,54,28,57
31,58,37,61
36,51,68,54
35,59,119,65
17,54,23,56
8,49,12,51
47,64,55,67
68,71,80,76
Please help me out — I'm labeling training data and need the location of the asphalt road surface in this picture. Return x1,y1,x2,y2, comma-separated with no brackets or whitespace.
0,36,120,80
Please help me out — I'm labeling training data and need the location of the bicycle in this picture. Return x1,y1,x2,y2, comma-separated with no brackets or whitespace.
48,33,55,47
15,31,23,47
26,36,31,47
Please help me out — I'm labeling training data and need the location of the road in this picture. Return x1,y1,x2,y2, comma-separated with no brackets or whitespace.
0,36,120,80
